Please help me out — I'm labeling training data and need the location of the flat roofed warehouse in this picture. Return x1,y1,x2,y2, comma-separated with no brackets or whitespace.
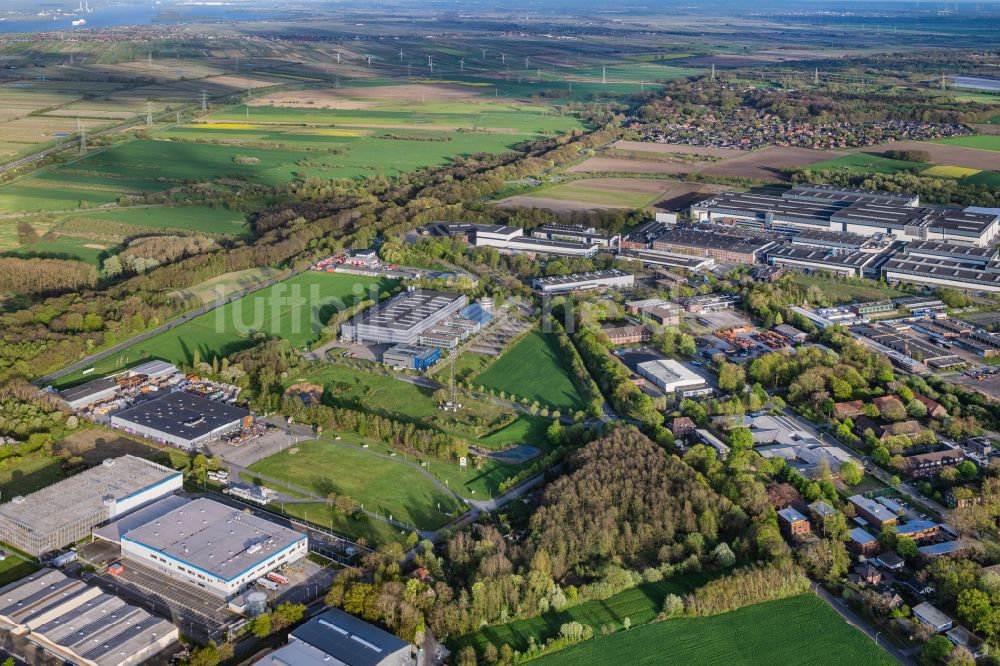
283,608,414,666
765,243,892,278
651,226,778,263
691,192,843,231
0,568,179,666
56,377,119,410
784,183,920,206
110,391,253,449
120,497,307,599
833,203,999,246
0,455,181,556
341,289,467,345
532,269,634,293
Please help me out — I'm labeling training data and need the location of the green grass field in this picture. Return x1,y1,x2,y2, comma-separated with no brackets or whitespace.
66,205,250,236
787,274,906,304
962,170,1000,186
473,329,587,412
6,235,114,266
0,99,585,213
529,595,896,666
285,365,553,497
248,436,464,531
452,574,714,655
804,153,925,174
0,557,39,588
0,453,66,499
54,272,395,387
517,180,667,208
934,134,1000,151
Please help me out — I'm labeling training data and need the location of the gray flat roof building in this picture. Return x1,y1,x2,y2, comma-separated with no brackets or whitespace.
341,289,467,345
784,184,920,207
0,568,179,666
0,455,182,556
533,269,634,293
766,243,892,278
56,377,119,410
120,497,307,598
110,391,253,449
286,608,414,666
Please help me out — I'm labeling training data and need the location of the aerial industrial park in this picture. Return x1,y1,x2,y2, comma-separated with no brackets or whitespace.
2,1,1000,665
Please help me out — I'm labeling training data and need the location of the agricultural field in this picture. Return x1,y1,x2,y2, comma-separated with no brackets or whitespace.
933,134,1000,151
529,595,896,666
0,205,248,265
0,93,584,214
803,152,925,175
247,436,465,531
452,573,714,655
472,329,587,413
498,178,675,211
53,272,395,387
571,145,841,182
921,164,982,179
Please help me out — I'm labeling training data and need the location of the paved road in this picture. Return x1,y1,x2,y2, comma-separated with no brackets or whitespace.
813,583,912,665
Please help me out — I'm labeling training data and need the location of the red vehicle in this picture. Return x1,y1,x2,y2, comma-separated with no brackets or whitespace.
266,572,288,585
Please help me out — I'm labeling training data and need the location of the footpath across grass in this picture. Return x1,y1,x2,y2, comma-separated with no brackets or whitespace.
473,329,587,413
247,437,464,531
529,594,896,666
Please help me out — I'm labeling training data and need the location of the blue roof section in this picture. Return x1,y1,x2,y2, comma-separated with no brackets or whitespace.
850,527,877,544
778,507,807,524
292,609,410,666
897,519,940,536
459,303,492,326
918,541,965,556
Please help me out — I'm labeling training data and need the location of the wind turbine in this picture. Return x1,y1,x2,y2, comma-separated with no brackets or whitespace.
480,48,487,59
501,52,506,65
399,48,404,61
335,51,341,64
459,58,465,71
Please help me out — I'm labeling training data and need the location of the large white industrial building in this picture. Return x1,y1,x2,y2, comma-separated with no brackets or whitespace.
0,455,182,556
111,497,307,599
691,184,999,247
0,569,179,666
533,269,634,293
340,289,468,345
468,224,600,257
637,359,709,395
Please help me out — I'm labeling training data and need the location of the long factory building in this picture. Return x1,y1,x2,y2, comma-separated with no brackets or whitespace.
691,184,999,247
0,455,182,556
0,569,179,666
340,289,468,345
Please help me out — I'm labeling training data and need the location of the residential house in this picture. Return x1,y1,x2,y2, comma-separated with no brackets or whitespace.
914,602,954,633
914,393,948,419
883,420,925,439
947,626,988,658
848,563,882,586
849,494,898,529
777,507,811,538
833,400,865,420
601,323,651,345
671,417,697,439
849,527,880,556
872,395,903,412
895,519,942,543
901,448,966,479
873,551,905,571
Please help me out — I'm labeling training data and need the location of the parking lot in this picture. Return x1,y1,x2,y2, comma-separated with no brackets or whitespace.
85,560,232,641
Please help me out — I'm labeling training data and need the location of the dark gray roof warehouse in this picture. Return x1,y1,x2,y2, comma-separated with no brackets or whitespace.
109,391,252,448
280,608,414,666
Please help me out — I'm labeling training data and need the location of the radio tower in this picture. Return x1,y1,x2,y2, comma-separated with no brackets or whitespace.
814,68,819,85
711,63,716,81
200,90,207,114
78,117,86,154
146,101,153,126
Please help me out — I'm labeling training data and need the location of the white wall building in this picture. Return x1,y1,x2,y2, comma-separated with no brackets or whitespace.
637,359,707,393
119,497,307,599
